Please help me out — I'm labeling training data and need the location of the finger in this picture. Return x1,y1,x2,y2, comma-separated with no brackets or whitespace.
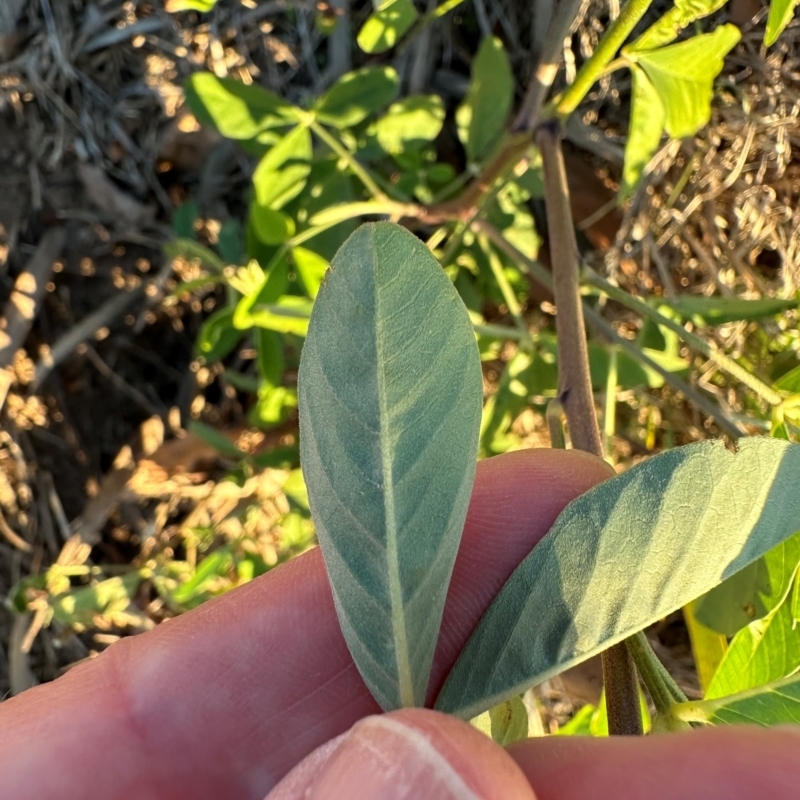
508,725,800,799
266,708,536,800
0,449,612,800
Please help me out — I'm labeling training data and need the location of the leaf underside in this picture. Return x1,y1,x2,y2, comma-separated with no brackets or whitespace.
299,222,483,711
436,437,800,719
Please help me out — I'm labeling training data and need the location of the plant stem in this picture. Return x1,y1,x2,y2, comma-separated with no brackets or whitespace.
479,236,532,347
583,271,783,407
547,399,567,449
555,0,654,118
309,119,389,202
604,345,618,458
627,632,687,715
513,0,589,130
472,220,746,439
537,120,642,736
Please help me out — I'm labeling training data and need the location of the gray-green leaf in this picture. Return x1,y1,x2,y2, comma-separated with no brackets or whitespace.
298,222,483,710
436,437,800,719
627,26,741,139
456,37,513,164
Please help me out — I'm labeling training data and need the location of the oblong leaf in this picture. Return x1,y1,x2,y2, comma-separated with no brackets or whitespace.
184,73,297,140
455,37,512,163
621,65,665,200
252,126,312,210
298,222,483,710
313,67,400,128
436,437,800,719
357,0,419,53
765,0,799,47
660,296,799,326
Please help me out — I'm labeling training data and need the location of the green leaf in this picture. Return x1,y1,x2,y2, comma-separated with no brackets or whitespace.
659,296,799,327
456,37,513,163
250,296,312,336
706,600,800,699
631,0,729,51
195,306,242,363
766,0,799,46
167,0,219,10
292,247,329,299
621,66,665,200
357,0,419,53
627,26,741,139
705,530,800,695
187,421,247,460
184,73,297,140
775,365,800,393
313,67,400,128
684,601,727,693
472,696,529,745
376,95,446,156
250,206,295,245
252,126,312,209
436,437,800,719
693,559,770,637
51,572,144,628
298,222,483,710
675,672,800,726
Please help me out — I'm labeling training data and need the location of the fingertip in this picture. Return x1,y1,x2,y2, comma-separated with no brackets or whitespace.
266,709,536,800
508,725,800,800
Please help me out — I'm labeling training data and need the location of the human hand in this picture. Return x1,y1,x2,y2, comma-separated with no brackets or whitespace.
0,449,796,799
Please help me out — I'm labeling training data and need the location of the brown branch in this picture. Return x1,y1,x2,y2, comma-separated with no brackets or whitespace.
536,120,642,737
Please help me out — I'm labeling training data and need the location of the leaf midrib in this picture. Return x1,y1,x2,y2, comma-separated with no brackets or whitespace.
372,234,415,707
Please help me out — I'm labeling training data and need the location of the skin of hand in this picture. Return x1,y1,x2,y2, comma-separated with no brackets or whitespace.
0,448,797,800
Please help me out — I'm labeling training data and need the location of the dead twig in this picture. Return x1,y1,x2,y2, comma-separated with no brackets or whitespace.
32,287,144,391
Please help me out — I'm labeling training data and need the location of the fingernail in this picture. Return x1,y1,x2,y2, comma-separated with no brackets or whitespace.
269,715,481,800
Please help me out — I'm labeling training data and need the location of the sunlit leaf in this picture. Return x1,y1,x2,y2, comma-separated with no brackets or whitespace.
292,247,329,298
298,222,483,710
684,601,727,693
184,73,297,140
357,0,419,53
252,125,312,209
627,26,741,139
675,672,800,726
375,95,445,156
313,67,400,128
631,0,729,51
775,366,800,393
621,66,665,200
166,0,219,10
765,0,799,46
707,600,800,699
250,296,313,336
436,437,800,719
471,696,529,745
456,37,513,163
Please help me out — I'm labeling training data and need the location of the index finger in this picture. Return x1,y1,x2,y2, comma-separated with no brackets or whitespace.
0,448,612,800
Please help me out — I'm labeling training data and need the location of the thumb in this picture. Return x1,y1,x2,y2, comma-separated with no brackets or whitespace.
265,708,537,800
